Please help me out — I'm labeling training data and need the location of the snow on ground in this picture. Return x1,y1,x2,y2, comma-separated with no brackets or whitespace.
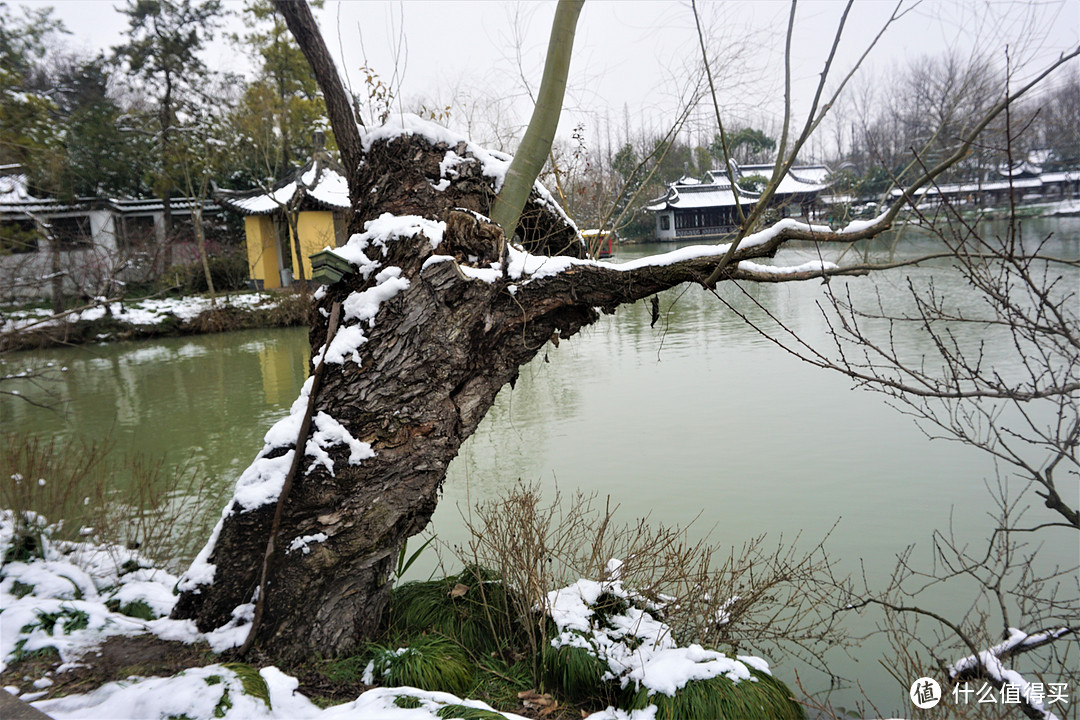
30,677,533,720
0,513,786,720
1,511,538,719
1,293,280,335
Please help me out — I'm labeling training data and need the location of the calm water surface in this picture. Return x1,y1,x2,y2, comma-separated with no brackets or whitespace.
3,217,1077,714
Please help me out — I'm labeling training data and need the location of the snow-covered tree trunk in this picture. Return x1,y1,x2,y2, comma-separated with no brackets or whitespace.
170,127,588,660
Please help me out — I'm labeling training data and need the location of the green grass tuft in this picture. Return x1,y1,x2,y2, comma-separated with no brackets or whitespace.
367,635,474,697
319,654,370,685
212,687,232,718
626,669,805,720
434,705,508,719
10,580,34,598
2,529,44,564
105,599,157,621
540,639,618,706
387,565,523,656
394,695,423,709
465,654,534,711
11,640,59,663
20,607,90,636
590,591,630,626
222,662,272,710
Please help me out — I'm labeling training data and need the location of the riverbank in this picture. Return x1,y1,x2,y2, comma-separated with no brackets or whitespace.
0,292,310,353
969,197,1080,219
0,505,804,720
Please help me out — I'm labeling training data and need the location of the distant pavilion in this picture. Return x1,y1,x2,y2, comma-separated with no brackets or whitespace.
645,163,831,241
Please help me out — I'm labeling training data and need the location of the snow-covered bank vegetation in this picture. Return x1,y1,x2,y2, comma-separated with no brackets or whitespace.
0,497,808,720
0,291,309,352
0,434,815,719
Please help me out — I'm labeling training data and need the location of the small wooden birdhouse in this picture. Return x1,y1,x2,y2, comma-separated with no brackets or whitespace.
309,249,353,286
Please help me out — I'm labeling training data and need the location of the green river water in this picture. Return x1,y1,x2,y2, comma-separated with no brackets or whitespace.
2,218,1078,714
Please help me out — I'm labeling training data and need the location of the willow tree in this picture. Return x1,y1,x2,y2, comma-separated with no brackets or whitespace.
172,0,1078,664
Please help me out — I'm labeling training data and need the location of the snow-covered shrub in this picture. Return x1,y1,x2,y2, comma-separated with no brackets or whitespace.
0,509,183,673
542,576,805,719
459,481,842,695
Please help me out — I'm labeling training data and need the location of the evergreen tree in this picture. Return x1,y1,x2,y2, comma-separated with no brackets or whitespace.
1035,69,1080,169
0,3,66,194
229,0,332,186
710,127,776,167
113,0,224,248
53,55,149,199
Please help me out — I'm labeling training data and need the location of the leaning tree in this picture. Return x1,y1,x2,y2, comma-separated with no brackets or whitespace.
171,0,1079,664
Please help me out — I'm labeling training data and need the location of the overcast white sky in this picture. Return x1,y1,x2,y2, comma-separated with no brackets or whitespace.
16,0,1080,156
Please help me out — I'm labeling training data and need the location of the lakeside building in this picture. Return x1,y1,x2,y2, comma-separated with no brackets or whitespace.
886,163,1080,207
0,165,221,301
645,163,831,241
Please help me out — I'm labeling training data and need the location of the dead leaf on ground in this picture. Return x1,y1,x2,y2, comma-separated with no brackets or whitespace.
518,689,557,713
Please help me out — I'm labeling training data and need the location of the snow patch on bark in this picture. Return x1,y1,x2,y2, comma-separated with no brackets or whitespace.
288,533,329,555
359,113,578,234
839,211,890,234
361,114,512,192
333,213,446,269
304,412,374,475
321,267,411,366
441,215,845,287
176,512,224,592
737,259,839,275
947,627,1071,719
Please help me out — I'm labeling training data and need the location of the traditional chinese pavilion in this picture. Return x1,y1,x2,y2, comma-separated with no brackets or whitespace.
645,163,831,241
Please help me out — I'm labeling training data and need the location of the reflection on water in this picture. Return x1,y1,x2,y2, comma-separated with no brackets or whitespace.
1,328,310,480
1,217,1076,714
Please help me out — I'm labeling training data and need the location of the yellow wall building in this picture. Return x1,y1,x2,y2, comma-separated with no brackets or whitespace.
218,138,351,289
244,216,282,289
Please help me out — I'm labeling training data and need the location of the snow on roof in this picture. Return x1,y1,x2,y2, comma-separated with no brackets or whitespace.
714,164,831,194
1037,170,1078,184
998,160,1042,178
224,166,351,215
0,170,35,204
648,183,753,211
889,176,1049,197
0,190,220,217
788,165,831,184
648,165,830,212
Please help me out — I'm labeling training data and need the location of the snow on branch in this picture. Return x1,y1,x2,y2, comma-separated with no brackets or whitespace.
947,626,1076,720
